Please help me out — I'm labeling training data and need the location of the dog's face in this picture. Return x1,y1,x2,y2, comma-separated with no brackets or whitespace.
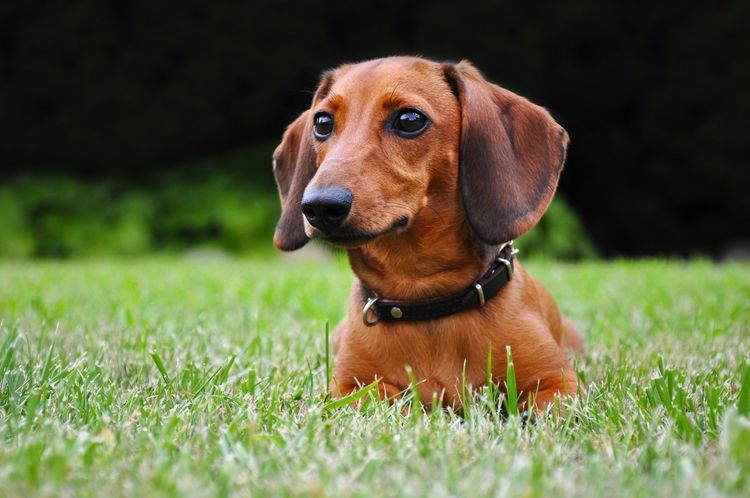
273,56,568,252
301,58,460,246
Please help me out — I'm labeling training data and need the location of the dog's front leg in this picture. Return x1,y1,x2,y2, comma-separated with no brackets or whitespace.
520,369,581,411
330,378,404,404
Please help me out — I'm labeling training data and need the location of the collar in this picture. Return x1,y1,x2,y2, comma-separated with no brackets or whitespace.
360,241,518,326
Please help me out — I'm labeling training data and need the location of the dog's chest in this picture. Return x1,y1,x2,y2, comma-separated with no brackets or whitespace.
369,320,493,403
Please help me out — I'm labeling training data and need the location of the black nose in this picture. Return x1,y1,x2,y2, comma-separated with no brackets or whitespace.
301,186,353,230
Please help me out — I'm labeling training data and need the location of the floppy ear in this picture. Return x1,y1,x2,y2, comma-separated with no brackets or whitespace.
443,61,569,245
273,70,338,251
272,110,316,251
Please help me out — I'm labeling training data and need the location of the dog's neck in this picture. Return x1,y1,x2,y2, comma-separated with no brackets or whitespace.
347,188,490,301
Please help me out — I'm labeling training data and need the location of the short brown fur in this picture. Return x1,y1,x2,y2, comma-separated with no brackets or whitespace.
273,56,584,410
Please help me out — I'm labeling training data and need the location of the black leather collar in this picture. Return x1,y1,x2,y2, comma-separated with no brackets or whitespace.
360,241,518,326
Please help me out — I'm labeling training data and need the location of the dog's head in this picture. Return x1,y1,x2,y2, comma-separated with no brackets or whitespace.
272,56,568,251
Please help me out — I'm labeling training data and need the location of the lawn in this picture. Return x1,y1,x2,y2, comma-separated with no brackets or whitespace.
1,257,749,497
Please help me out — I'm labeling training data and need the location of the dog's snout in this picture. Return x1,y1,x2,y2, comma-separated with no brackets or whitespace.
301,186,353,230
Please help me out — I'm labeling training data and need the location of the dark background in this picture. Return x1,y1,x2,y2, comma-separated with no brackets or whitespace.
2,1,749,257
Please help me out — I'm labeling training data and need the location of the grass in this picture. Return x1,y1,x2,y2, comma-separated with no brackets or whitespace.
0,256,749,497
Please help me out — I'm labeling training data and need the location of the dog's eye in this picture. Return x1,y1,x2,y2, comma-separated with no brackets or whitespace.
313,112,334,140
394,109,429,137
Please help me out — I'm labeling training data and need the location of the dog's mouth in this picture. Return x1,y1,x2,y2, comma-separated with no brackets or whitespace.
316,216,410,247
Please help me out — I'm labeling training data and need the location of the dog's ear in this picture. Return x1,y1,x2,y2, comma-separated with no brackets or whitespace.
443,61,569,245
272,70,337,251
272,109,316,251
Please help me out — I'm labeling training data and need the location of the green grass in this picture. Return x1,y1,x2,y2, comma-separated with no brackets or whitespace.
1,257,749,497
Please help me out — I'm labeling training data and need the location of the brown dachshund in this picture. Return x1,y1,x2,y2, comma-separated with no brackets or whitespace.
272,56,584,411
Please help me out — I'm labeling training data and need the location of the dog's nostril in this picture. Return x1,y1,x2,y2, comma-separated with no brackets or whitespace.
302,206,317,220
324,205,346,220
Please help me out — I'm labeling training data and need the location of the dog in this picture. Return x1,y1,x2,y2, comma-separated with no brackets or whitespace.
272,56,584,411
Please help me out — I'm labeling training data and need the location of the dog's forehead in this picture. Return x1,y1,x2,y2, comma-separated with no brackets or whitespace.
329,57,446,101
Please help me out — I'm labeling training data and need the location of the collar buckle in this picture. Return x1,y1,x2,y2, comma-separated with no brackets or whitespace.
495,240,518,280
362,296,381,327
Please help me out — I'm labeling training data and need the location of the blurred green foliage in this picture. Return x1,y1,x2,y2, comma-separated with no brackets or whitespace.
517,197,598,260
0,168,595,260
0,174,280,258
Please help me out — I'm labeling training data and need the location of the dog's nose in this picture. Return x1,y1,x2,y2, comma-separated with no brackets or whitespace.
301,186,353,230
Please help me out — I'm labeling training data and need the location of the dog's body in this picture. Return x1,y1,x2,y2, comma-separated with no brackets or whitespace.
273,56,584,410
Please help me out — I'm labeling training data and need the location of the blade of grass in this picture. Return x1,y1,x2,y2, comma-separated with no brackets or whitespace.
39,342,56,386
738,361,750,416
505,345,518,417
217,354,236,384
405,365,422,419
150,350,172,388
486,344,497,407
0,334,17,384
322,379,380,413
191,366,221,400
486,345,492,384
460,358,473,416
